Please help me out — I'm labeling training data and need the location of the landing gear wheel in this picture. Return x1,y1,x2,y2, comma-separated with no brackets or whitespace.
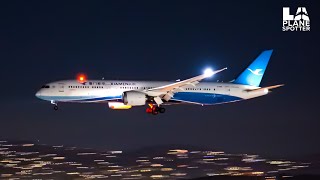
146,104,165,115
152,107,159,115
159,107,166,113
53,105,58,111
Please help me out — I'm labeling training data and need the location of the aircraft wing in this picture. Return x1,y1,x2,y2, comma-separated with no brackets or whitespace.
146,67,227,104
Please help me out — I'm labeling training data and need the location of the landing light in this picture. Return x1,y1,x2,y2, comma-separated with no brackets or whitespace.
203,68,214,77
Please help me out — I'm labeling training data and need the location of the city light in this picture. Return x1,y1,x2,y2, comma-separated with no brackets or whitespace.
0,140,312,179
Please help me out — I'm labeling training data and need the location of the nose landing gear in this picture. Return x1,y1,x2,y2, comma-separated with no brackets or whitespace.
146,104,165,115
51,100,58,111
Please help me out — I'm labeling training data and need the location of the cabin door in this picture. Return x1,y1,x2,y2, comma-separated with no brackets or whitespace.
58,83,65,92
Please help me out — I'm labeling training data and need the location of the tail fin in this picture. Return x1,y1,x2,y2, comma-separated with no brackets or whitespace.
233,50,273,87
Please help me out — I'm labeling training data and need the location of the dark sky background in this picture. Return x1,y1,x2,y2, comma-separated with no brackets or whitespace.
0,1,319,158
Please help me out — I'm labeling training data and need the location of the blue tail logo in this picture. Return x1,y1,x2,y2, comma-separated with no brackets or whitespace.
247,68,264,76
233,50,273,87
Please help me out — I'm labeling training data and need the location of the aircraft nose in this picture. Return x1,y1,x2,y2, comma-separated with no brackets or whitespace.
35,91,41,98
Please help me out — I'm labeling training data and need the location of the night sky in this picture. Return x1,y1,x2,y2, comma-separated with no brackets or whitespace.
0,1,319,158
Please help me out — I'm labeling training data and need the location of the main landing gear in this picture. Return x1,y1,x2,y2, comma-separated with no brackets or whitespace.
146,104,165,115
51,100,58,111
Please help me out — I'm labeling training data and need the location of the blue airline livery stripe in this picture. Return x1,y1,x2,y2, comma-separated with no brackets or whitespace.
172,92,242,105
38,92,242,105
37,95,122,102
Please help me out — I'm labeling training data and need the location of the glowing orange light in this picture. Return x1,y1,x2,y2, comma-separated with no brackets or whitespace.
76,73,87,83
108,102,132,109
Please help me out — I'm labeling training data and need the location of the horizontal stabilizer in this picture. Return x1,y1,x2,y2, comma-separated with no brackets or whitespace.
245,84,284,92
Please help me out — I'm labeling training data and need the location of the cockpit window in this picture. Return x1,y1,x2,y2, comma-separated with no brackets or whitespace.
41,85,50,88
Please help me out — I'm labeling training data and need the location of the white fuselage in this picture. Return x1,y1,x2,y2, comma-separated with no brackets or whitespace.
35,80,268,106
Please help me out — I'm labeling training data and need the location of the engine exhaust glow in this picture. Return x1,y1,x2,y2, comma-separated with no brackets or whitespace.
108,102,132,110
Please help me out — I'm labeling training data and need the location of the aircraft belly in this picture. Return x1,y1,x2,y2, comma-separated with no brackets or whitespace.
171,92,242,105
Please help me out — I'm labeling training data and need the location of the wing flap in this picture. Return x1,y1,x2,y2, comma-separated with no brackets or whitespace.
148,68,227,93
146,67,227,104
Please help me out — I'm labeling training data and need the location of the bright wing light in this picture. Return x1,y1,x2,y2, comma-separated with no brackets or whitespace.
203,68,214,77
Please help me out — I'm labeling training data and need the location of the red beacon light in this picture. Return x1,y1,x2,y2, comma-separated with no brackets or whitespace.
77,73,87,83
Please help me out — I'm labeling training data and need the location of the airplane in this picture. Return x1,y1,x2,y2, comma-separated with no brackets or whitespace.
35,50,283,115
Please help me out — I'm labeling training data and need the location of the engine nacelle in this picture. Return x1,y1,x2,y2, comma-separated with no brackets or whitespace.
122,91,146,106
108,102,132,110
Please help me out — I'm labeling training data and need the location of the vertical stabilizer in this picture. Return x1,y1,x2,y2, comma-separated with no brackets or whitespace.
233,50,273,87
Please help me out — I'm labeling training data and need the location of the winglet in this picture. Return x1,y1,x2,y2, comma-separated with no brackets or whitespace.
209,67,227,77
204,67,227,77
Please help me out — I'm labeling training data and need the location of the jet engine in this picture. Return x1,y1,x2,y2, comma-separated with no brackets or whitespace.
122,91,146,106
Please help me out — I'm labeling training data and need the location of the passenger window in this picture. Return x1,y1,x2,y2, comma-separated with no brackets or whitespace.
41,85,50,88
